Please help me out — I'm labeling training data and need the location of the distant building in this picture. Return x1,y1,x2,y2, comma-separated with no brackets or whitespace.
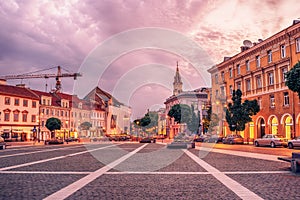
164,63,210,138
208,20,300,140
84,87,131,135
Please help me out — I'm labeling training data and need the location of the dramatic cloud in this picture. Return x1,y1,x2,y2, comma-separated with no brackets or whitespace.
0,0,299,118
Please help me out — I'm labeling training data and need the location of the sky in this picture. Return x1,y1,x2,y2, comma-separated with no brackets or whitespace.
0,0,299,119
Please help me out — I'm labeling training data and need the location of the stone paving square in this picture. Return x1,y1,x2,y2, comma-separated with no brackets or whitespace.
66,174,241,200
0,174,85,200
228,173,300,200
189,149,291,172
7,152,105,172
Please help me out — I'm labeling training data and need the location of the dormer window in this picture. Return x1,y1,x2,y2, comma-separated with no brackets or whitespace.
78,102,82,109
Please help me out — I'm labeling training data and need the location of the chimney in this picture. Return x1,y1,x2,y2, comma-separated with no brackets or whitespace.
223,57,231,62
293,20,300,25
16,83,26,88
0,79,7,85
240,46,250,52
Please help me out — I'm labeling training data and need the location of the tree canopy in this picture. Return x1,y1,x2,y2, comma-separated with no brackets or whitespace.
225,89,260,133
80,121,92,130
46,117,61,138
168,104,192,124
285,61,300,97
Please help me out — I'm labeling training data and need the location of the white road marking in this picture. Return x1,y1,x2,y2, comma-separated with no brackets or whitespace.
197,147,284,162
0,145,83,158
0,144,116,171
184,150,264,200
0,170,290,175
0,171,90,175
104,170,290,175
44,144,147,200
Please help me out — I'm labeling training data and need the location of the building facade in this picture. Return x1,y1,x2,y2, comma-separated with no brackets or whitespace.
0,82,39,141
165,64,210,138
208,20,300,140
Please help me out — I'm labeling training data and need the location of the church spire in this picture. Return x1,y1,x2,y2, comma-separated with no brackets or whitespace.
173,61,183,95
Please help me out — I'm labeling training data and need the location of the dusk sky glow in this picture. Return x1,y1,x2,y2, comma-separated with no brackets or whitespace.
1,0,299,118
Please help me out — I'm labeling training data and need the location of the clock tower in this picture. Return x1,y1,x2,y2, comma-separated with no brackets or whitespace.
173,61,183,95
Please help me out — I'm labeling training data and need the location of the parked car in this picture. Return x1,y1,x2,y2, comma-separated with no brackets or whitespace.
0,136,6,150
287,136,300,149
254,134,288,148
139,137,153,143
46,138,64,145
205,134,224,143
222,134,244,144
193,135,207,142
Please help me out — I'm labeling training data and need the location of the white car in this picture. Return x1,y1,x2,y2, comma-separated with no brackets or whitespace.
0,136,6,150
287,136,300,149
254,134,288,148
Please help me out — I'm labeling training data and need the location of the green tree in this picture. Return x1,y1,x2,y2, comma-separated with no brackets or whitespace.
285,61,300,97
225,89,260,133
80,121,92,130
168,104,192,124
187,105,200,133
46,117,62,138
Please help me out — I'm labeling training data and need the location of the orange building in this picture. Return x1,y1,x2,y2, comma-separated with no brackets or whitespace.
208,20,300,141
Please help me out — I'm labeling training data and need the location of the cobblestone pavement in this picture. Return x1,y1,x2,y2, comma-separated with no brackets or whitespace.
0,142,299,200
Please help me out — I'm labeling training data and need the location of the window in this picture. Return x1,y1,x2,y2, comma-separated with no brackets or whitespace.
237,82,241,90
284,92,289,106
282,67,288,82
270,95,275,108
220,86,225,97
229,85,233,95
13,110,19,122
42,109,45,114
268,72,274,85
256,76,262,88
296,38,300,52
246,79,251,91
281,45,286,58
237,64,240,75
23,99,28,107
267,50,272,63
215,74,218,84
258,97,262,109
215,90,219,98
4,97,10,105
246,60,250,71
42,121,45,127
4,110,10,121
42,99,46,105
256,55,260,68
61,111,63,117
47,99,50,106
229,68,233,78
32,101,37,108
14,98,20,106
221,71,225,81
65,111,68,117
31,115,36,122
22,112,28,122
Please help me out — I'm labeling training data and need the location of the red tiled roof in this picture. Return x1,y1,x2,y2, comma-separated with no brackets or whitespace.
0,85,39,100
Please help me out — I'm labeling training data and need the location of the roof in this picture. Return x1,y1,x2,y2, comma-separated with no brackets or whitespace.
0,85,39,100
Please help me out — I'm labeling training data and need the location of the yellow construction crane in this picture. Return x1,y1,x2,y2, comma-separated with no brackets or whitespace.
0,66,82,92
